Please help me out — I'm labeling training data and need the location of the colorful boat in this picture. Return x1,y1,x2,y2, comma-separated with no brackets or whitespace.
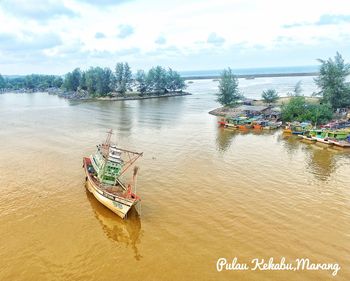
328,134,350,147
298,131,317,143
218,117,226,126
291,122,312,135
252,121,262,130
223,116,247,129
328,139,350,147
310,130,333,145
326,130,349,140
83,130,143,219
283,124,292,134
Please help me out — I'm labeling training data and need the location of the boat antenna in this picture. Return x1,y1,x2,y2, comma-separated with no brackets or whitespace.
133,166,139,195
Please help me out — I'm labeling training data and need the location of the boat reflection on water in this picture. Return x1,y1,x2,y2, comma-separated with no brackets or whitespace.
215,128,237,152
279,132,350,180
216,126,278,152
279,131,302,155
303,145,336,180
85,189,143,260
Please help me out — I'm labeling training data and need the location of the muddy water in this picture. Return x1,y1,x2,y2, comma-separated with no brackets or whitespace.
0,79,349,280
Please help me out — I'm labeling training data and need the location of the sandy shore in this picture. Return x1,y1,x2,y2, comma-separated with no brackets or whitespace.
209,96,320,117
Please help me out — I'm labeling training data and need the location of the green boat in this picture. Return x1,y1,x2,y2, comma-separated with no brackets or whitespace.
310,130,333,145
326,130,349,140
291,122,312,135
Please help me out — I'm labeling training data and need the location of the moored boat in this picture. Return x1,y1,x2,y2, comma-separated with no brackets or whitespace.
328,139,350,147
328,135,350,147
298,133,317,143
83,130,143,219
311,131,333,146
218,117,226,126
291,122,312,135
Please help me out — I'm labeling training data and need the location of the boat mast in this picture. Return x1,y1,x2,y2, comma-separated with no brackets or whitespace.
100,129,113,181
102,129,113,158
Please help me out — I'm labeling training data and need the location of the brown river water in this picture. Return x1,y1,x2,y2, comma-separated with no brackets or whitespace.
0,79,349,281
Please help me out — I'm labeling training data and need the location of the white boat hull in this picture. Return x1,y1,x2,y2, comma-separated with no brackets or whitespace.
85,181,134,219
312,137,333,145
83,157,139,219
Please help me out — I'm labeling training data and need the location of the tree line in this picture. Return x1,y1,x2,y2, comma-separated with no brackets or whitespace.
0,63,186,97
0,74,63,91
62,63,186,97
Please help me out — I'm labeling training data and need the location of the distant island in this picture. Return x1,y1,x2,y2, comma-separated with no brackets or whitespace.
183,72,319,80
0,63,189,101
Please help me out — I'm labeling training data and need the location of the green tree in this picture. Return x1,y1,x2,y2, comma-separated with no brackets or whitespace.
303,104,333,126
123,62,132,92
115,62,124,92
217,68,242,106
166,68,186,92
135,69,147,94
281,96,333,125
314,52,350,109
99,68,113,96
294,81,302,96
0,74,5,90
63,68,81,91
25,75,35,89
84,67,97,94
82,67,111,96
79,72,87,90
262,89,279,104
147,66,167,94
114,62,132,94
71,68,82,91
281,96,307,122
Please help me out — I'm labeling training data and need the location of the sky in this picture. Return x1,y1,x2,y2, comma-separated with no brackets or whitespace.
0,0,350,75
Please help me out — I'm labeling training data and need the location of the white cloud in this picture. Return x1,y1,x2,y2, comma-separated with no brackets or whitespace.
207,32,225,46
155,35,166,45
0,0,350,74
117,24,134,38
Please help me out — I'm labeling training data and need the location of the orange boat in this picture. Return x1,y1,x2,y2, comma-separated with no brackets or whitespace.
218,117,226,126
253,123,262,130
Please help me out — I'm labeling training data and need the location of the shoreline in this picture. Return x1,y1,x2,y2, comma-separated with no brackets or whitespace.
209,96,320,117
184,72,319,80
83,91,191,101
0,89,192,101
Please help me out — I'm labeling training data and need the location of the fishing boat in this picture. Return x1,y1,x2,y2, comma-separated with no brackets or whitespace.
217,117,226,126
223,116,247,129
283,123,292,134
298,132,317,143
291,122,312,135
83,130,143,219
310,130,333,146
328,134,350,147
326,130,349,140
328,139,350,147
263,121,282,130
252,120,262,130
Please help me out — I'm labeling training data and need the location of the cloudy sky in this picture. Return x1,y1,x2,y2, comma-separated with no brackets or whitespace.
0,0,350,75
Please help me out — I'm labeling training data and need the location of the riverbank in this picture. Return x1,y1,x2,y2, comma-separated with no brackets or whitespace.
1,88,191,101
84,91,191,101
49,88,191,101
209,97,320,117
